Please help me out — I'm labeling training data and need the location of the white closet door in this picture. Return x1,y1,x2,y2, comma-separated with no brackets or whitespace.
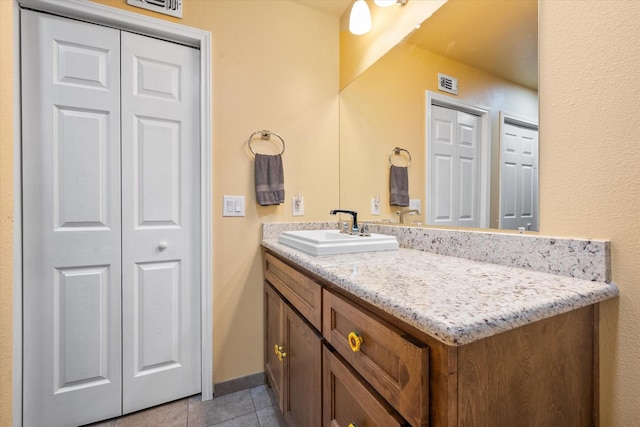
500,121,539,231
22,10,122,427
430,105,456,225
428,105,481,227
455,110,480,228
120,31,201,413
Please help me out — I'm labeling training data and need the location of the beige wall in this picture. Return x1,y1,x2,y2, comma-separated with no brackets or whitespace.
539,2,640,425
2,0,640,425
0,1,15,425
340,41,537,225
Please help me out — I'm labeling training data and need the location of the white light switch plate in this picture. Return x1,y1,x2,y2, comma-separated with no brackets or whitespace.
223,195,245,217
409,199,421,213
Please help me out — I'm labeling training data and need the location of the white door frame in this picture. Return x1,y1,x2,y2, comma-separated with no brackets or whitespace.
12,1,213,425
498,111,539,230
426,91,491,228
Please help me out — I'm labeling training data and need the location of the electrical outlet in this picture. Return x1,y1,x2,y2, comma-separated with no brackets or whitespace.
371,197,380,215
292,196,304,216
223,195,245,217
409,199,421,213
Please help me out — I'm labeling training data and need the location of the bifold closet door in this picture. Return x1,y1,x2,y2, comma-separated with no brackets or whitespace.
22,9,201,426
120,31,201,414
22,10,123,427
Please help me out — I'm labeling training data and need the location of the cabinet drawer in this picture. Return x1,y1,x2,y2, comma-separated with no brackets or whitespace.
323,344,407,427
323,290,429,427
264,253,322,331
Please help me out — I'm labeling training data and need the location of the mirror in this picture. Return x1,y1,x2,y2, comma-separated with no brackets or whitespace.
339,0,538,230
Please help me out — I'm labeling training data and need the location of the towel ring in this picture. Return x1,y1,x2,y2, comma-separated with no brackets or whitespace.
389,147,411,167
248,130,285,156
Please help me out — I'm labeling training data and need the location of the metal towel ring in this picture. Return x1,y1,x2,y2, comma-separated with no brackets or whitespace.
248,130,285,156
388,147,411,167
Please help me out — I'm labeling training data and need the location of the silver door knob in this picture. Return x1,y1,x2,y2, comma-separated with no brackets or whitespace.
158,241,168,250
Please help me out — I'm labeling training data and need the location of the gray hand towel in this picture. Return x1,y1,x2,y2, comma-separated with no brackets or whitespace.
255,153,285,206
389,165,409,206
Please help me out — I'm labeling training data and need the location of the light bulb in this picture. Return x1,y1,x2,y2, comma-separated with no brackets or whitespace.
374,0,396,7
349,0,372,35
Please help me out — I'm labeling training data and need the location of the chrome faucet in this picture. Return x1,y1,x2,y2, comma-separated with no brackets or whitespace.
397,209,419,224
330,209,358,233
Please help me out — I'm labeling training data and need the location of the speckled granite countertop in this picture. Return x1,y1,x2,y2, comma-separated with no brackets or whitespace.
262,229,619,346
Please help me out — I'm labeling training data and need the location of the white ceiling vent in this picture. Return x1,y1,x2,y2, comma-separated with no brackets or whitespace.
438,73,458,95
127,0,182,18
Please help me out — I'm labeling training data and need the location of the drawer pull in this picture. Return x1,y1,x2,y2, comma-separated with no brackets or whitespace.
348,424,356,427
348,331,363,352
274,344,287,362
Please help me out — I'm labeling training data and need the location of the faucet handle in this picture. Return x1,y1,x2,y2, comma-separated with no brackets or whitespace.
359,223,371,237
339,221,350,234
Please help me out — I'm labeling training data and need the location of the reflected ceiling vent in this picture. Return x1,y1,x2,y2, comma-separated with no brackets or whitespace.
127,0,182,18
438,73,458,95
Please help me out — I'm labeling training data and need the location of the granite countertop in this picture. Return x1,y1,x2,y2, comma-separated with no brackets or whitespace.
261,238,619,346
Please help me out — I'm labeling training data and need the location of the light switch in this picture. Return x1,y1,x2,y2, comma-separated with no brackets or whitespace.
223,195,245,217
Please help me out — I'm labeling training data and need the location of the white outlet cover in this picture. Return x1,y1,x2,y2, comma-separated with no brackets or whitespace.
292,196,304,216
371,198,380,215
409,199,421,213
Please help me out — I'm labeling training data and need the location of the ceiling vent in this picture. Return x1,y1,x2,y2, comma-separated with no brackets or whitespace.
127,0,182,18
438,73,458,95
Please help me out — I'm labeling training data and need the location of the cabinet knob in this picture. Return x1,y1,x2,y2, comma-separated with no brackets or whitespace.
158,241,168,250
274,344,286,362
348,423,357,427
348,331,363,352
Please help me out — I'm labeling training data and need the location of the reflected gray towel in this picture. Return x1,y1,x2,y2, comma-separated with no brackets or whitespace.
255,154,285,206
389,165,409,206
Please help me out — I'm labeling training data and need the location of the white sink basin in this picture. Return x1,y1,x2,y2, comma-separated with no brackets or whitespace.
278,229,399,256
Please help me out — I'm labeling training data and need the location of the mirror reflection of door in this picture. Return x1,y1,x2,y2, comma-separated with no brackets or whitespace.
426,93,491,228
499,112,539,231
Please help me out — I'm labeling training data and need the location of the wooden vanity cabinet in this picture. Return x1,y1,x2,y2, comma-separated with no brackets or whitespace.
264,250,599,427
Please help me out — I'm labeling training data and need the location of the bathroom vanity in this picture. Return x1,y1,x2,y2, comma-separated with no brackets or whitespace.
261,223,618,427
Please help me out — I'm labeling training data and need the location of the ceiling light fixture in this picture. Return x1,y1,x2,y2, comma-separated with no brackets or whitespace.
349,0,372,35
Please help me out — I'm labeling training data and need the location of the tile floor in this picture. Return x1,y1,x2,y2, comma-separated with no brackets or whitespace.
87,385,286,427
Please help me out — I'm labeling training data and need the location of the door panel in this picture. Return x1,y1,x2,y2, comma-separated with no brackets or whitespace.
54,107,112,229
121,31,201,414
500,120,539,231
134,117,182,226
429,105,480,227
456,111,480,226
22,10,122,427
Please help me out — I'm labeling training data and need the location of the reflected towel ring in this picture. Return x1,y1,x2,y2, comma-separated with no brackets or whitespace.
248,130,285,156
388,147,411,167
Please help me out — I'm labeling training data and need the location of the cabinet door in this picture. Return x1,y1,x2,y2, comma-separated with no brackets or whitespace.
265,283,285,413
323,345,407,427
284,304,322,427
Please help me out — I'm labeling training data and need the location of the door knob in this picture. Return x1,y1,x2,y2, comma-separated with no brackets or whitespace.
158,241,168,250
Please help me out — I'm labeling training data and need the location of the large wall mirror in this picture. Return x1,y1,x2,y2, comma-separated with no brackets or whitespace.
339,0,538,230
